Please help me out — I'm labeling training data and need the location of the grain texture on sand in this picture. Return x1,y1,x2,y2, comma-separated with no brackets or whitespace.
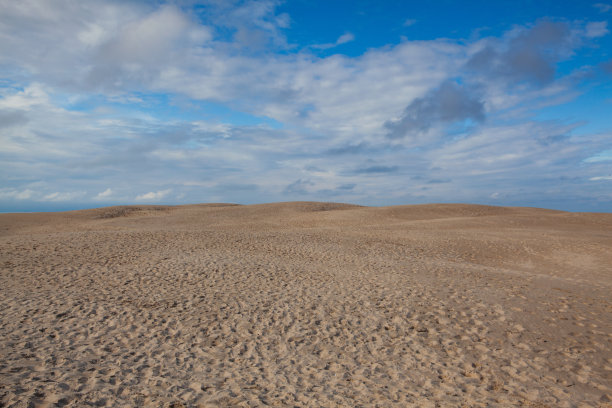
1,202,611,407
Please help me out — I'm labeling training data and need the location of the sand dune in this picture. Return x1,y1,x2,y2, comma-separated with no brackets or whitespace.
1,202,611,407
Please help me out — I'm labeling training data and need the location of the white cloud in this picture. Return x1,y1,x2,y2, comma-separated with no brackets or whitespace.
428,122,581,174
0,1,146,82
590,176,612,180
0,84,49,110
584,149,612,162
182,181,217,188
135,189,172,201
336,32,355,45
0,189,34,200
96,5,210,66
403,19,417,27
594,3,612,13
311,32,355,50
95,188,113,199
42,191,85,202
217,0,292,49
585,21,609,38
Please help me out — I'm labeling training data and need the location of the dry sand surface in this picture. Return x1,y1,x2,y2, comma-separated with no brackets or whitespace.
1,202,611,407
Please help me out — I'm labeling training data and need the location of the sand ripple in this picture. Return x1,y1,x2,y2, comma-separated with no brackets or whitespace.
1,203,611,407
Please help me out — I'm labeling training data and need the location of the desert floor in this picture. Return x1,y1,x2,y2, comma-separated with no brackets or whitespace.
1,202,611,407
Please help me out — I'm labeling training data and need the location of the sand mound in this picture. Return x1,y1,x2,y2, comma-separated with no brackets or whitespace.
95,206,172,219
1,202,611,407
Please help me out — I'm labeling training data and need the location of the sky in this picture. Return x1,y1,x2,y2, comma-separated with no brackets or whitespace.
1,0,611,212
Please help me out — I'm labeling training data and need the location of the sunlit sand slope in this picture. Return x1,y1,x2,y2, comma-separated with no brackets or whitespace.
1,202,611,407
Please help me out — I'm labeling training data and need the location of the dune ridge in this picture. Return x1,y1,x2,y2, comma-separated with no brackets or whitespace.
1,202,611,407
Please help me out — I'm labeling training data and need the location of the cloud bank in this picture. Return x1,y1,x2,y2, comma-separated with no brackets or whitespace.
0,1,611,212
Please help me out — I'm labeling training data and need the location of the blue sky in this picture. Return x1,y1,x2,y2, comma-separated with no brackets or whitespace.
1,0,611,212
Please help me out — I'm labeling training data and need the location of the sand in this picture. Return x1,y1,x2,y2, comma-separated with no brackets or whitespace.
1,202,611,407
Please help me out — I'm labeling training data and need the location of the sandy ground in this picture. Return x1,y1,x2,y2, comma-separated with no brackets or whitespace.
1,202,611,407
